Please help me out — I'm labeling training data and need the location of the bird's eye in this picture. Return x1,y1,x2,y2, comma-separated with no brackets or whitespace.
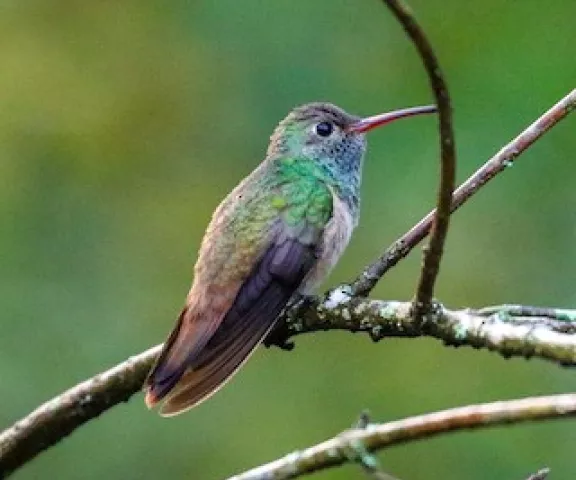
314,122,334,137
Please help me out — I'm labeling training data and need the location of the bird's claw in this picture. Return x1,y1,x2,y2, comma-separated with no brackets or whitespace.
263,293,315,350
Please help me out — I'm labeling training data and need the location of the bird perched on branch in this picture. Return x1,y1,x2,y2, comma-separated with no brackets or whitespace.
144,101,436,416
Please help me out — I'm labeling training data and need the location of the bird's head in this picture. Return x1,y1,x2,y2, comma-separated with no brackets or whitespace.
267,102,437,174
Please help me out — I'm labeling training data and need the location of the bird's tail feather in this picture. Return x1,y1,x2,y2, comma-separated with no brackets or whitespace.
145,237,315,415
159,282,288,415
144,306,221,409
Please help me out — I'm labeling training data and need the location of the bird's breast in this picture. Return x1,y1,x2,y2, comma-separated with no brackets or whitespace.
299,189,355,293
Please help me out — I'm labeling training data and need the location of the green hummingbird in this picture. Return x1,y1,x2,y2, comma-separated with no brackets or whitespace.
144,102,436,416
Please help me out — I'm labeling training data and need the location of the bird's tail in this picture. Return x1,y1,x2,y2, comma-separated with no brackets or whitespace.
144,303,278,416
145,238,314,415
144,306,220,410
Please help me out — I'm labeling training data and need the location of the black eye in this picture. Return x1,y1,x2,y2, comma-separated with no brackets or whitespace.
315,121,333,137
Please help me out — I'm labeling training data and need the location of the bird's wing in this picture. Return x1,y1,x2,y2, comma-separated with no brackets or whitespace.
157,228,318,415
144,185,330,416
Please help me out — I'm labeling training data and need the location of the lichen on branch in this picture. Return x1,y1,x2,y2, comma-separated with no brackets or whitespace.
3,291,576,477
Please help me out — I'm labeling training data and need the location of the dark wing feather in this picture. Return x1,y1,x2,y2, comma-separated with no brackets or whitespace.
144,302,223,403
158,233,317,415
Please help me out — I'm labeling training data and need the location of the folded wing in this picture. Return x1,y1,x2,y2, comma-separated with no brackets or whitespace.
145,227,318,416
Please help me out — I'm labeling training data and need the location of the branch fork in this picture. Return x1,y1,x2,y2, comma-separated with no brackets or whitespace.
1,0,576,476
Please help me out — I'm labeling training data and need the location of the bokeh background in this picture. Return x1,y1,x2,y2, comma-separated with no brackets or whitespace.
1,1,576,478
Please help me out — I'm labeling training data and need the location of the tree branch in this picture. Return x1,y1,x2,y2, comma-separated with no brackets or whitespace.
380,0,456,316
1,89,574,478
272,289,576,365
0,345,161,478
350,88,576,296
524,468,550,480
228,394,576,480
0,89,574,477
3,292,576,476
0,0,572,472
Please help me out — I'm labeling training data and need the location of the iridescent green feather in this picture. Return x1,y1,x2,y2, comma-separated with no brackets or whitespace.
272,156,333,228
195,156,332,287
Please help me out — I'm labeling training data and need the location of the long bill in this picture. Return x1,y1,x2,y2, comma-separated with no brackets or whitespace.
348,104,437,133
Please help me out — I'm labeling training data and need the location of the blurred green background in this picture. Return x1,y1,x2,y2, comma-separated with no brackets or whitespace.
1,0,575,478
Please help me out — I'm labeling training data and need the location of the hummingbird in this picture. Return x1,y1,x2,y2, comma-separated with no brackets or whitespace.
144,102,436,416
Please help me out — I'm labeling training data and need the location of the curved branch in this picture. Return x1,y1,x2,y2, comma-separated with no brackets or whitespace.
228,393,576,480
0,0,571,471
0,345,161,478
380,0,456,315
3,293,576,477
351,88,576,296
2,90,571,475
524,468,550,480
0,90,574,478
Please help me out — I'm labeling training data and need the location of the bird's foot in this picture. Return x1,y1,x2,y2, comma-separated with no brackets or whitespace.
263,294,315,350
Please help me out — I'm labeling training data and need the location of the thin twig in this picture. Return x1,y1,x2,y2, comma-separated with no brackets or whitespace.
1,90,574,476
350,88,576,296
348,412,400,480
3,295,576,477
380,0,456,316
228,394,576,480
3,88,565,476
524,468,550,480
0,0,571,472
